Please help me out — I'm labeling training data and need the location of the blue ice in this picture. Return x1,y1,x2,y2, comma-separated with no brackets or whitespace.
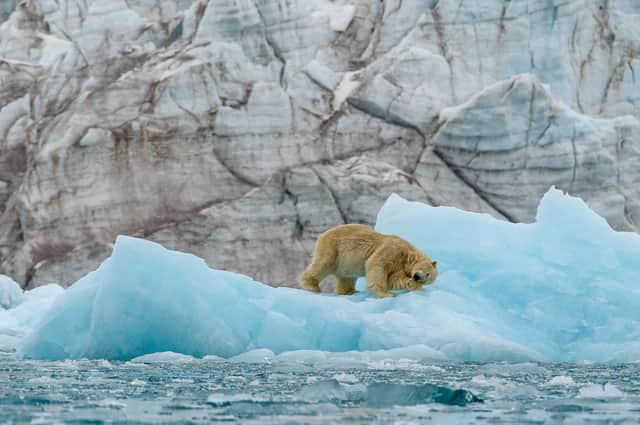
0,275,23,309
18,188,640,362
1,283,63,353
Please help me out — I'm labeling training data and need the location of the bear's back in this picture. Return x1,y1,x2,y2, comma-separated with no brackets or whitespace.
319,224,381,275
322,224,377,239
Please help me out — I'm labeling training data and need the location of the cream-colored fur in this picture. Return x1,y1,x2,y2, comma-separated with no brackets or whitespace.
299,224,438,298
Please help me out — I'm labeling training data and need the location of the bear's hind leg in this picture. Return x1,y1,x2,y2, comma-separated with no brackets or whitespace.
299,237,337,293
335,277,357,295
299,259,334,293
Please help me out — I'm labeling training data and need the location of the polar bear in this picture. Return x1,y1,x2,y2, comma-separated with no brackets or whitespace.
299,224,438,298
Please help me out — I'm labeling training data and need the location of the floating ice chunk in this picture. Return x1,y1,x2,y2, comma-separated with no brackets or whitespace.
296,380,480,406
202,354,226,362
223,375,247,384
332,373,359,384
545,376,577,387
471,375,516,389
477,362,551,378
360,345,446,363
470,374,538,399
296,379,366,403
97,399,127,409
578,383,625,398
130,351,198,364
17,188,640,362
0,275,23,309
276,350,329,363
366,383,482,407
275,345,445,370
206,393,267,407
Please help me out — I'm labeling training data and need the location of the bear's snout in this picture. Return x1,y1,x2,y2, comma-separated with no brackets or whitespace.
413,272,425,282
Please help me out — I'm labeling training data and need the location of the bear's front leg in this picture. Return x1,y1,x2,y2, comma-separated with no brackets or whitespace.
365,263,395,298
335,276,358,295
387,271,412,291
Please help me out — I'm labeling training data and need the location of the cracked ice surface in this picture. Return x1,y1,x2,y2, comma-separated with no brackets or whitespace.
16,189,640,362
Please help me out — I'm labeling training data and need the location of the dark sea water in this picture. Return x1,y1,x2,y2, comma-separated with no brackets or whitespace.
1,355,639,424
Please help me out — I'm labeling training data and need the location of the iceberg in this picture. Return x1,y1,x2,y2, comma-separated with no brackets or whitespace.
17,188,640,362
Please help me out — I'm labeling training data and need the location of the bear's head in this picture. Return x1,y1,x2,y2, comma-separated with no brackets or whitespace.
407,259,438,291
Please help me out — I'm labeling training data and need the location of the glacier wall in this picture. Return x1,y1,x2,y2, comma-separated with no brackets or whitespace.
0,0,639,288
16,189,640,362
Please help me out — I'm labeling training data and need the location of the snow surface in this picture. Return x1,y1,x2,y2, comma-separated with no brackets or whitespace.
13,188,640,362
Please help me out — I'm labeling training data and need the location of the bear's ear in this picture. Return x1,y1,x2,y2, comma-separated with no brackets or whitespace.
432,260,437,267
